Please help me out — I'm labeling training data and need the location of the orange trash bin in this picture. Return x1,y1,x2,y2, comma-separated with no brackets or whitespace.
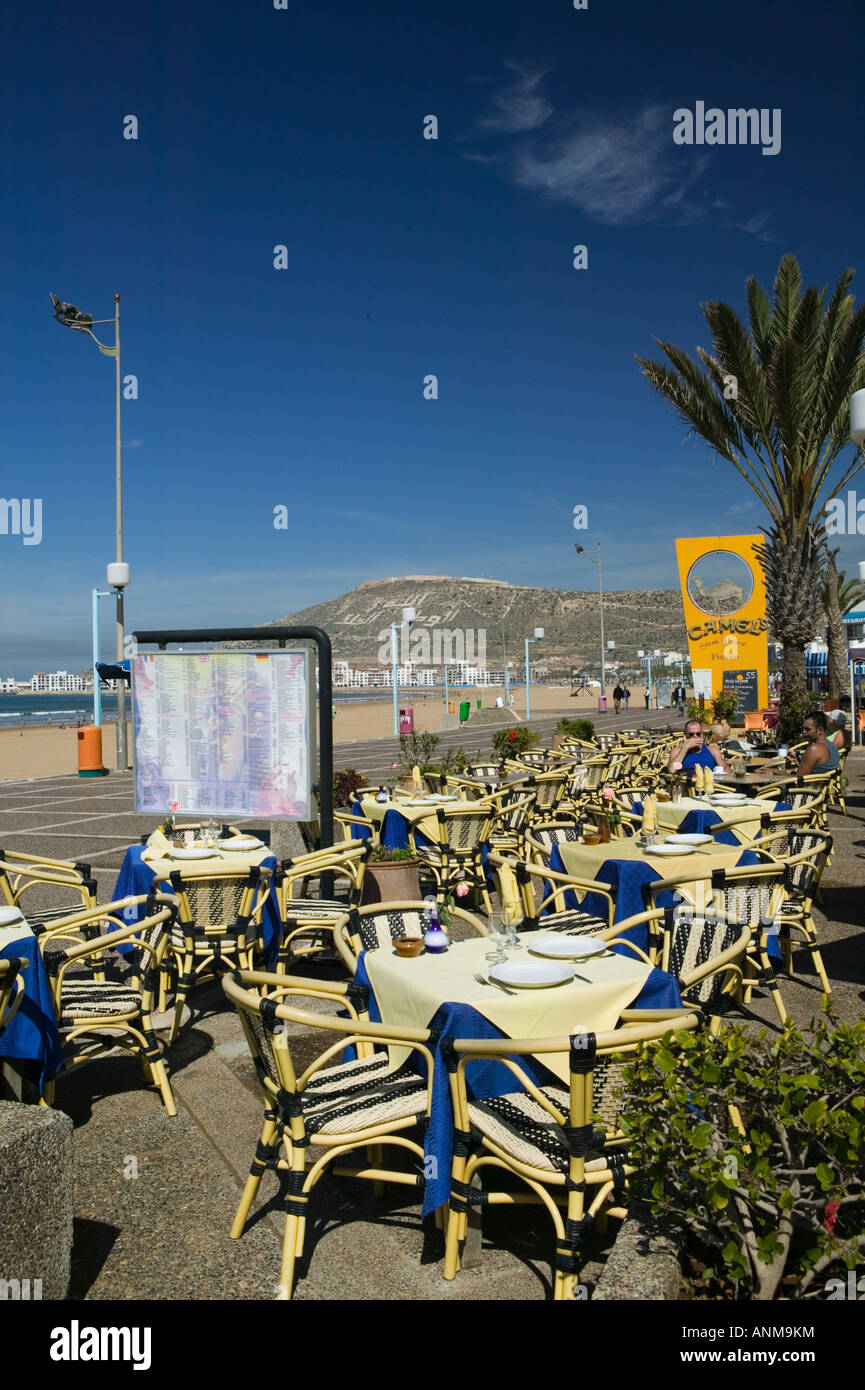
78,725,107,778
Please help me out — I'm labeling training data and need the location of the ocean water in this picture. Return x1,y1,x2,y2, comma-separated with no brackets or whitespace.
0,686,492,728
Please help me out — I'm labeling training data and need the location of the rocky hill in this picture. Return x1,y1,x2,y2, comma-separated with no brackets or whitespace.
260,576,688,672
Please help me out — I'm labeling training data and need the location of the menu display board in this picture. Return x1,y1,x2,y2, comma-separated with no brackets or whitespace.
133,650,313,819
722,669,760,721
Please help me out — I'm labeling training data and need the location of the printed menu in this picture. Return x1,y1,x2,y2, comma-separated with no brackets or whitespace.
133,650,312,818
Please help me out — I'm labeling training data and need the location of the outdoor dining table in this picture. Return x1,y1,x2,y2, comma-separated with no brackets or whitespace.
547,836,764,951
350,793,461,851
113,835,281,963
709,770,801,797
352,929,682,1215
0,917,63,1095
651,793,792,845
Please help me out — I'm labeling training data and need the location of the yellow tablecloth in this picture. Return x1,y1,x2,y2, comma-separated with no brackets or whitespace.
364,929,654,1084
358,794,452,842
557,835,748,884
656,796,782,844
141,843,274,880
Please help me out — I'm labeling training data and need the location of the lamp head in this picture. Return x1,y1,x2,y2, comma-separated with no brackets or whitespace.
533,627,544,640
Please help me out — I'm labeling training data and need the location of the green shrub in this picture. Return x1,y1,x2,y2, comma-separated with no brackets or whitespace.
620,1013,865,1299
332,767,364,807
368,846,416,862
492,727,541,759
397,730,442,774
557,718,595,741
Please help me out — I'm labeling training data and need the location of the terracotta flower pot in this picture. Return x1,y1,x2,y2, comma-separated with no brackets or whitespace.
361,859,421,905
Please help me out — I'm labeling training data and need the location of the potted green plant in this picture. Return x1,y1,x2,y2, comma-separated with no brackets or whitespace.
554,717,595,749
492,727,541,760
360,845,421,904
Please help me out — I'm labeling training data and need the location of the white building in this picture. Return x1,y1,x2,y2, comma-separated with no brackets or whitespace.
30,670,86,693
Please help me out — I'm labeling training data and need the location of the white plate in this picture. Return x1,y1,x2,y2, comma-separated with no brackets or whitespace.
664,833,713,845
0,905,24,926
711,794,748,804
168,847,221,860
217,837,264,851
529,935,608,960
648,843,696,856
489,960,575,988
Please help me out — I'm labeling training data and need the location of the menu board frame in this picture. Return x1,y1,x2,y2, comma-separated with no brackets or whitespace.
132,647,316,820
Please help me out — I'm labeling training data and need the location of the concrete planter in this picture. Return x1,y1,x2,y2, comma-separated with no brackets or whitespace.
360,859,421,904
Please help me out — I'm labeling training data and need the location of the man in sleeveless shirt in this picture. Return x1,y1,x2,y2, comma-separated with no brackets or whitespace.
667,719,730,773
794,710,841,775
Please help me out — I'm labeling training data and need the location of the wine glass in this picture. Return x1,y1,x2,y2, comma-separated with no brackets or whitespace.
485,911,509,965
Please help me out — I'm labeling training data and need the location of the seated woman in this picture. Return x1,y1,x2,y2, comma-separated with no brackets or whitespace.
827,709,851,753
667,720,730,773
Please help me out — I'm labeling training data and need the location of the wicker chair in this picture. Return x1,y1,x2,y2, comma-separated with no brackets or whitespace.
276,841,371,969
641,862,788,1023
487,794,536,860
772,830,834,996
333,900,487,970
443,1013,701,1299
508,857,617,937
42,894,178,1114
524,821,586,868
222,968,436,1299
410,804,495,913
0,855,99,935
0,955,28,1038
611,904,750,1032
164,864,274,1042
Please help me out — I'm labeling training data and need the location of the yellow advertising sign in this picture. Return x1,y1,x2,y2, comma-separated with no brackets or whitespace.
675,535,768,713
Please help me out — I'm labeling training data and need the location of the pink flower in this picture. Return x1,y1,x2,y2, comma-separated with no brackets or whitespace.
455,881,470,898
170,801,179,811
671,761,683,772
823,1198,840,1233
391,762,398,768
602,787,615,800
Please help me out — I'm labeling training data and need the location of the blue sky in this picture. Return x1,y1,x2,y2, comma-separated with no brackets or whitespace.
1,0,864,676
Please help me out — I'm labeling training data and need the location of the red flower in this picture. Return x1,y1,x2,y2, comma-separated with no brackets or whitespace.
508,730,519,741
823,1198,840,1233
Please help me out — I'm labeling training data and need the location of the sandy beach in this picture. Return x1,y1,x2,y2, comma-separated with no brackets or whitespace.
0,685,638,781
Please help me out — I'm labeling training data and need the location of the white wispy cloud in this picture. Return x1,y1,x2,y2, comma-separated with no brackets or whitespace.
464,68,775,238
468,60,554,136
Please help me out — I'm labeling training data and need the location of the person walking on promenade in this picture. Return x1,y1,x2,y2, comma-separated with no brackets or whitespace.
613,683,623,714
622,687,630,710
644,686,651,709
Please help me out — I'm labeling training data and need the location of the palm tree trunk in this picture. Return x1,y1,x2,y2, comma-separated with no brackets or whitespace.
781,643,806,700
825,552,848,700
777,643,810,745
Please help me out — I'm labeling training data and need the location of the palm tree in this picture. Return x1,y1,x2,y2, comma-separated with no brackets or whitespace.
820,553,865,698
636,255,865,717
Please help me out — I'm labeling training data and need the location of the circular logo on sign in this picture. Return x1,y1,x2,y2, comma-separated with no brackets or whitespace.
686,551,754,616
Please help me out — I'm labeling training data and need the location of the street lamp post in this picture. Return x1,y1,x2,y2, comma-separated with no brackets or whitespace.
637,648,662,709
91,588,112,727
51,292,129,769
392,606,416,735
525,628,544,719
504,661,512,707
575,542,607,711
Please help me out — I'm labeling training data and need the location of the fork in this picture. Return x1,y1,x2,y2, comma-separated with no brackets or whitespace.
473,971,517,996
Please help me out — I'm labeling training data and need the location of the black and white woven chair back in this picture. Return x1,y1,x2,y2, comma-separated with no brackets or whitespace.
441,812,487,852
356,908,426,951
532,825,582,865
665,906,740,1006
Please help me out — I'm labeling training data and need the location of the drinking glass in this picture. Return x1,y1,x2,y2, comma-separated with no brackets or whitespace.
503,904,521,950
485,911,509,964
